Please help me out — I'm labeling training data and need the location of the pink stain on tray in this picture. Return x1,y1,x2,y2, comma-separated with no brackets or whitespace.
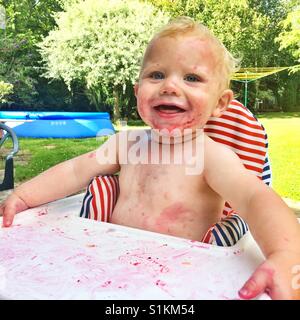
0,199,266,300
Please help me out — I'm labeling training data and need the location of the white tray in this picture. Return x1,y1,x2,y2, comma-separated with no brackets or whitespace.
0,194,270,300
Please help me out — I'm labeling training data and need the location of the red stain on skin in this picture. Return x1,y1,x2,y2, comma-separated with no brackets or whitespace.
155,203,193,234
260,267,275,277
158,203,186,223
182,113,203,130
88,152,96,158
147,103,204,132
137,103,147,119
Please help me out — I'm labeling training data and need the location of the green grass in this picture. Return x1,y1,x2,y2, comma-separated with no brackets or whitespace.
1,114,299,201
257,112,300,201
0,136,108,183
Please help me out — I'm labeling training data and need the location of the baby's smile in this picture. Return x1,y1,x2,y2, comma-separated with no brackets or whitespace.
153,103,187,119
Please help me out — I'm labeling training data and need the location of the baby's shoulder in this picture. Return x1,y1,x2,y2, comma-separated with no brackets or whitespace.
204,134,240,164
204,134,231,153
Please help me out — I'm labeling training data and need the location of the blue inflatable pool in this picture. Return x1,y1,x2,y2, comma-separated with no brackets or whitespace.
0,112,115,138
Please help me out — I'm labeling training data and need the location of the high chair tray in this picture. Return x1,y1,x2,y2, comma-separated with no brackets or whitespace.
0,194,270,300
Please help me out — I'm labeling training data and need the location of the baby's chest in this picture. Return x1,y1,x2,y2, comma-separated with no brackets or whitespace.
121,163,203,194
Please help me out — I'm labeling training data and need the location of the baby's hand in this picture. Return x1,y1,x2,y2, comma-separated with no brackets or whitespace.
239,251,300,300
0,193,29,227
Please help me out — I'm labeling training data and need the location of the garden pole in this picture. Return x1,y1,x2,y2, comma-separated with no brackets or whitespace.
244,80,248,108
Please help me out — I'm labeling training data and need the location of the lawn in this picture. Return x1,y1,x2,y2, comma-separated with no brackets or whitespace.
0,136,107,182
257,112,300,201
1,113,299,201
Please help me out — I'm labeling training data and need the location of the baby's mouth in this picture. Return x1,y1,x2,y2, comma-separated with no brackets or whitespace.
154,104,186,114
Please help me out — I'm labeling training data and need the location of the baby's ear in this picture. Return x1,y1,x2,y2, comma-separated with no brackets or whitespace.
134,83,139,97
212,89,233,117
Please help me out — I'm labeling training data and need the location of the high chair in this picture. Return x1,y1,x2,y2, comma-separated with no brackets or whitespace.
0,123,19,191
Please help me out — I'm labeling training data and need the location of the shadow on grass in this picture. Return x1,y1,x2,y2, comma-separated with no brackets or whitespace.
256,112,300,119
126,119,146,126
112,119,147,127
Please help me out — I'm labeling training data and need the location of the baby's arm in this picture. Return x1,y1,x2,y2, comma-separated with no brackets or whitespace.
204,137,300,299
0,134,120,227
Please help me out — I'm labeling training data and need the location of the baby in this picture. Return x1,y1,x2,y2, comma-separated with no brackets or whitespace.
1,17,300,300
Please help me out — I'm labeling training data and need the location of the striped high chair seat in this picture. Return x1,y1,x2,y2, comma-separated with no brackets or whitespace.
79,100,271,246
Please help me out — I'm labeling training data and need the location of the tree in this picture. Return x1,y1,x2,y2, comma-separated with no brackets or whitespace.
146,0,269,66
0,0,64,107
276,3,300,72
0,80,13,103
0,35,39,105
38,0,169,120
146,0,298,111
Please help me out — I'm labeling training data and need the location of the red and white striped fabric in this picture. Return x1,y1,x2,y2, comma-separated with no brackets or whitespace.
204,99,268,217
79,175,119,222
80,100,269,227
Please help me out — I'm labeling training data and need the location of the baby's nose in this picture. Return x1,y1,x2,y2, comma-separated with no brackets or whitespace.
159,79,180,96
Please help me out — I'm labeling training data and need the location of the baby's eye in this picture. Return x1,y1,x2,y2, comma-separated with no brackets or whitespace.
149,71,164,80
184,74,201,82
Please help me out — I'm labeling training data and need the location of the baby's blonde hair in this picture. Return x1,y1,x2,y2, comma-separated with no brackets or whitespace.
142,16,240,88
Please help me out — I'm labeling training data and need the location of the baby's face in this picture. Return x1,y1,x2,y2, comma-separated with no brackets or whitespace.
135,35,232,134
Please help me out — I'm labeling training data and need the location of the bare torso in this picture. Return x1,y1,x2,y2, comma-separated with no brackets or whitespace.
111,130,225,241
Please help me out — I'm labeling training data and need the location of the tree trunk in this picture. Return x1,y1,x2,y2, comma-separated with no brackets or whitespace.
113,86,121,121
